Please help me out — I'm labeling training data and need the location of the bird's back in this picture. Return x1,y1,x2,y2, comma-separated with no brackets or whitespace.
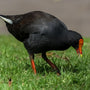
21,11,69,53
20,11,68,40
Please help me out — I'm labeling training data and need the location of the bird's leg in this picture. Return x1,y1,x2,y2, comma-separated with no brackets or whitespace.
29,54,36,74
42,52,60,75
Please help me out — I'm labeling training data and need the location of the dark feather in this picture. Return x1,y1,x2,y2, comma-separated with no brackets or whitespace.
0,11,83,53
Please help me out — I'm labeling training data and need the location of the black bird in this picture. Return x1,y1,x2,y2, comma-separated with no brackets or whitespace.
0,11,83,75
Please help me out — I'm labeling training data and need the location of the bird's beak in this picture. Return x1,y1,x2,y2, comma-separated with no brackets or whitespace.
76,48,82,57
76,39,83,57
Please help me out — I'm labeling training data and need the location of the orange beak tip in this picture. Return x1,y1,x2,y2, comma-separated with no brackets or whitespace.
80,54,82,57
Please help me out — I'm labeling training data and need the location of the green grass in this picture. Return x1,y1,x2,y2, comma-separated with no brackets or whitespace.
0,35,90,90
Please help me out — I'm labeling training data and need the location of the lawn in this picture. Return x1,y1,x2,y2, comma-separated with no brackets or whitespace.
0,35,90,90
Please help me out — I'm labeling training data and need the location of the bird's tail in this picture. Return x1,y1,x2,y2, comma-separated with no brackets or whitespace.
0,15,13,24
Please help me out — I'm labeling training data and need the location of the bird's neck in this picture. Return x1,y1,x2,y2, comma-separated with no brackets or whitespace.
67,30,77,46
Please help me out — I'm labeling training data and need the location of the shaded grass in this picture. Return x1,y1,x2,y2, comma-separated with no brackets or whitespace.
0,35,90,90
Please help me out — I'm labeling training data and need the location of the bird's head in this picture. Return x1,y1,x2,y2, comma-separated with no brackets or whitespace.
68,30,84,57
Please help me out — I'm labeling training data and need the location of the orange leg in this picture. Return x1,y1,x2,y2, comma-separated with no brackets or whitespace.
30,54,36,74
42,52,60,75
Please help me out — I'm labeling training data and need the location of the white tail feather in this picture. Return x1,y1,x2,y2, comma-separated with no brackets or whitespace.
0,16,13,24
